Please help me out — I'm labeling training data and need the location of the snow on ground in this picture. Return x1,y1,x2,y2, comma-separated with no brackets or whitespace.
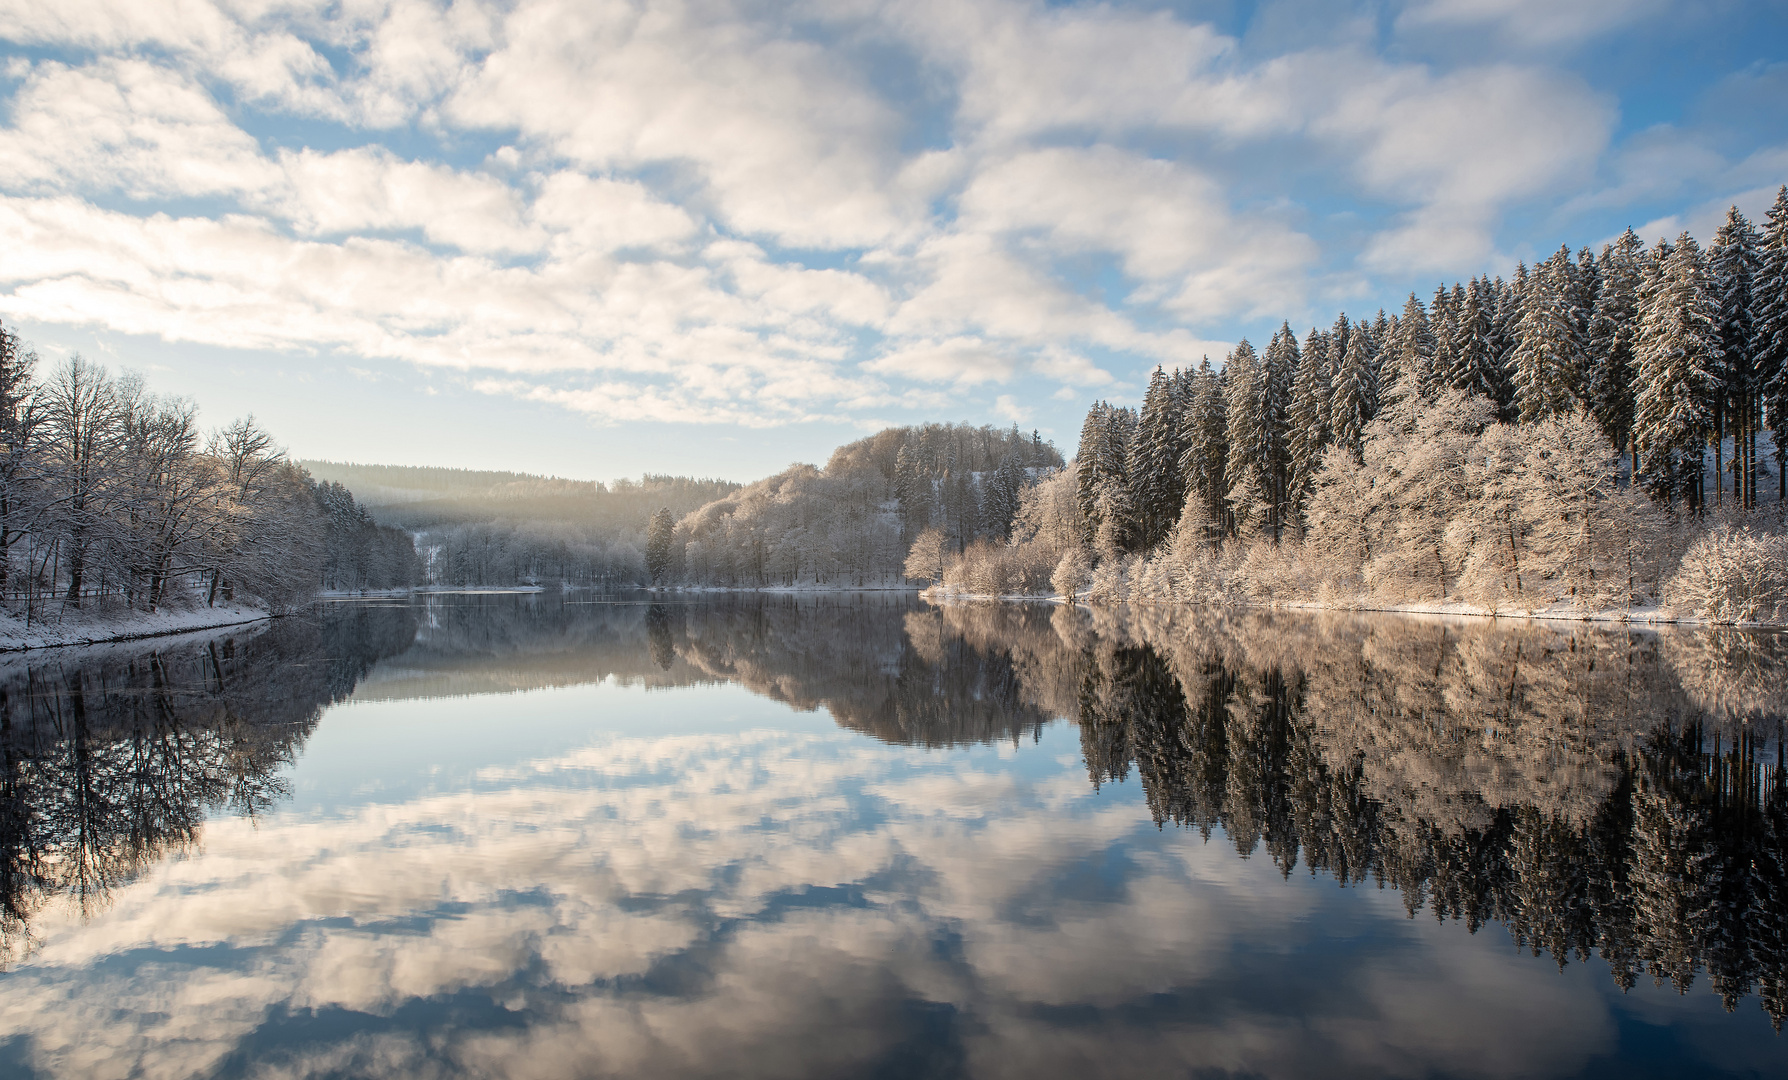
0,603,271,652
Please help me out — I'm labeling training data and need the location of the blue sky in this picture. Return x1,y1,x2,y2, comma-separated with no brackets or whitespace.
0,0,1784,482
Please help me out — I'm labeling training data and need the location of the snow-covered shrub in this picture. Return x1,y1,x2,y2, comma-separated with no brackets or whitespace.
1663,526,1788,624
1051,547,1093,601
1084,553,1135,604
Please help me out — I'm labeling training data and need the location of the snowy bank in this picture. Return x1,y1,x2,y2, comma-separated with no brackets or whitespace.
0,603,273,652
920,585,1788,630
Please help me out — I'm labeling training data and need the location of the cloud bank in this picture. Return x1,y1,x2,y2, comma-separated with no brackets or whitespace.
0,0,1776,440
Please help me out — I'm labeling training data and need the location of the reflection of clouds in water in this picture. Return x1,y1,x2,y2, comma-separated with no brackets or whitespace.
1,700,1620,1079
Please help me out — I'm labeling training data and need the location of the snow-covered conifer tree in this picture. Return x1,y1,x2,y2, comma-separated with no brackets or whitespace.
1223,339,1268,534
1587,229,1644,471
1381,293,1436,419
1285,327,1332,526
1431,284,1458,387
1447,279,1500,405
1710,207,1762,506
1261,325,1300,534
1178,359,1229,542
1511,247,1587,422
1129,367,1187,550
1759,188,1788,497
1330,319,1378,460
1634,234,1722,509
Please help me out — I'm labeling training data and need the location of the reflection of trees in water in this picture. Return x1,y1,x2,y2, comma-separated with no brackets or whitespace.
337,593,1060,746
676,595,1055,747
931,604,1788,1026
0,604,416,966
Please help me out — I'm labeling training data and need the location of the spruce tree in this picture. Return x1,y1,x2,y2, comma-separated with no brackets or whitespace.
1587,229,1644,472
1261,325,1299,534
1178,359,1229,541
1634,234,1722,509
1490,269,1523,417
1431,283,1458,387
1512,246,1587,422
1330,320,1378,460
1759,187,1788,497
1223,340,1266,533
1710,206,1762,506
1286,328,1331,527
1130,367,1187,549
1382,293,1436,417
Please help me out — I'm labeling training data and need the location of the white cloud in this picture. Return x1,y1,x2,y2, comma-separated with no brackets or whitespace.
0,0,1756,440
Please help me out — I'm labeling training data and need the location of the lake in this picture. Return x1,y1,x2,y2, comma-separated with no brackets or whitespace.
0,593,1784,1079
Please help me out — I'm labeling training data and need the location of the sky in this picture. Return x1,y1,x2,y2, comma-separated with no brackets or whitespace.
0,1,1784,483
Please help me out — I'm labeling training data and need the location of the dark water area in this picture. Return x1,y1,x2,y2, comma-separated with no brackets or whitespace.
1,593,1785,1079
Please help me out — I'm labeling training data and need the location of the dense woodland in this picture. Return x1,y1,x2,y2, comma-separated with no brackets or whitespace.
928,189,1788,623
659,422,1063,586
0,324,414,625
304,460,736,587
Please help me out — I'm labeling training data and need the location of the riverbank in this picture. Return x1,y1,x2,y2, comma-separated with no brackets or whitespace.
919,586,1788,630
0,602,273,652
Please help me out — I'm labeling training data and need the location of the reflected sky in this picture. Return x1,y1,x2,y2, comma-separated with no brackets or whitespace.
0,595,1783,1079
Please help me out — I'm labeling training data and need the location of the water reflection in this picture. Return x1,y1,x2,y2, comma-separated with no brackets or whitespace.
0,604,417,965
0,594,1783,1079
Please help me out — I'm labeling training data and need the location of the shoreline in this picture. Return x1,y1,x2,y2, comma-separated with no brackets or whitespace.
920,587,1788,631
0,605,275,653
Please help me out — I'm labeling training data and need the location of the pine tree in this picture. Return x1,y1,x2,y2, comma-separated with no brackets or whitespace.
1178,359,1229,542
1286,327,1331,525
1587,229,1644,472
1490,270,1523,417
646,507,675,584
1223,339,1267,533
1512,247,1587,422
1710,207,1762,506
1431,283,1458,387
1382,293,1436,418
1447,278,1500,405
1330,319,1378,460
1634,234,1722,509
1759,188,1788,497
1129,367,1187,549
1261,325,1300,535
1076,402,1107,532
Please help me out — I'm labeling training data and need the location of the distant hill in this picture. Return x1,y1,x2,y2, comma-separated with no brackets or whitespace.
298,461,740,531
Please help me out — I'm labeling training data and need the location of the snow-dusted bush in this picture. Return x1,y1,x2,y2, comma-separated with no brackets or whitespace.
1084,553,1135,605
1051,547,1092,601
1664,526,1788,624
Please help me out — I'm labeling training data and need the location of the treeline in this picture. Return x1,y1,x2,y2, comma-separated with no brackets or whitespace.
927,189,1788,619
657,423,1063,587
304,462,738,588
0,326,415,619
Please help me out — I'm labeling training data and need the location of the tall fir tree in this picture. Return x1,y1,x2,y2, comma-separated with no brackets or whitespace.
1448,278,1500,405
1330,318,1378,460
1430,283,1458,388
1129,366,1188,550
1285,328,1331,529
1758,187,1788,497
1511,246,1587,422
1178,358,1229,542
1634,234,1722,509
1710,207,1763,506
1490,269,1523,417
1587,229,1644,473
1261,325,1299,534
1382,293,1436,418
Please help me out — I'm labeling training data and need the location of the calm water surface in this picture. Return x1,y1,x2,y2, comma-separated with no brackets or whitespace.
1,593,1785,1079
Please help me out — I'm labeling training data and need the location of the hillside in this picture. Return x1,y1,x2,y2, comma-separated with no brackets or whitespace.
299,461,738,531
